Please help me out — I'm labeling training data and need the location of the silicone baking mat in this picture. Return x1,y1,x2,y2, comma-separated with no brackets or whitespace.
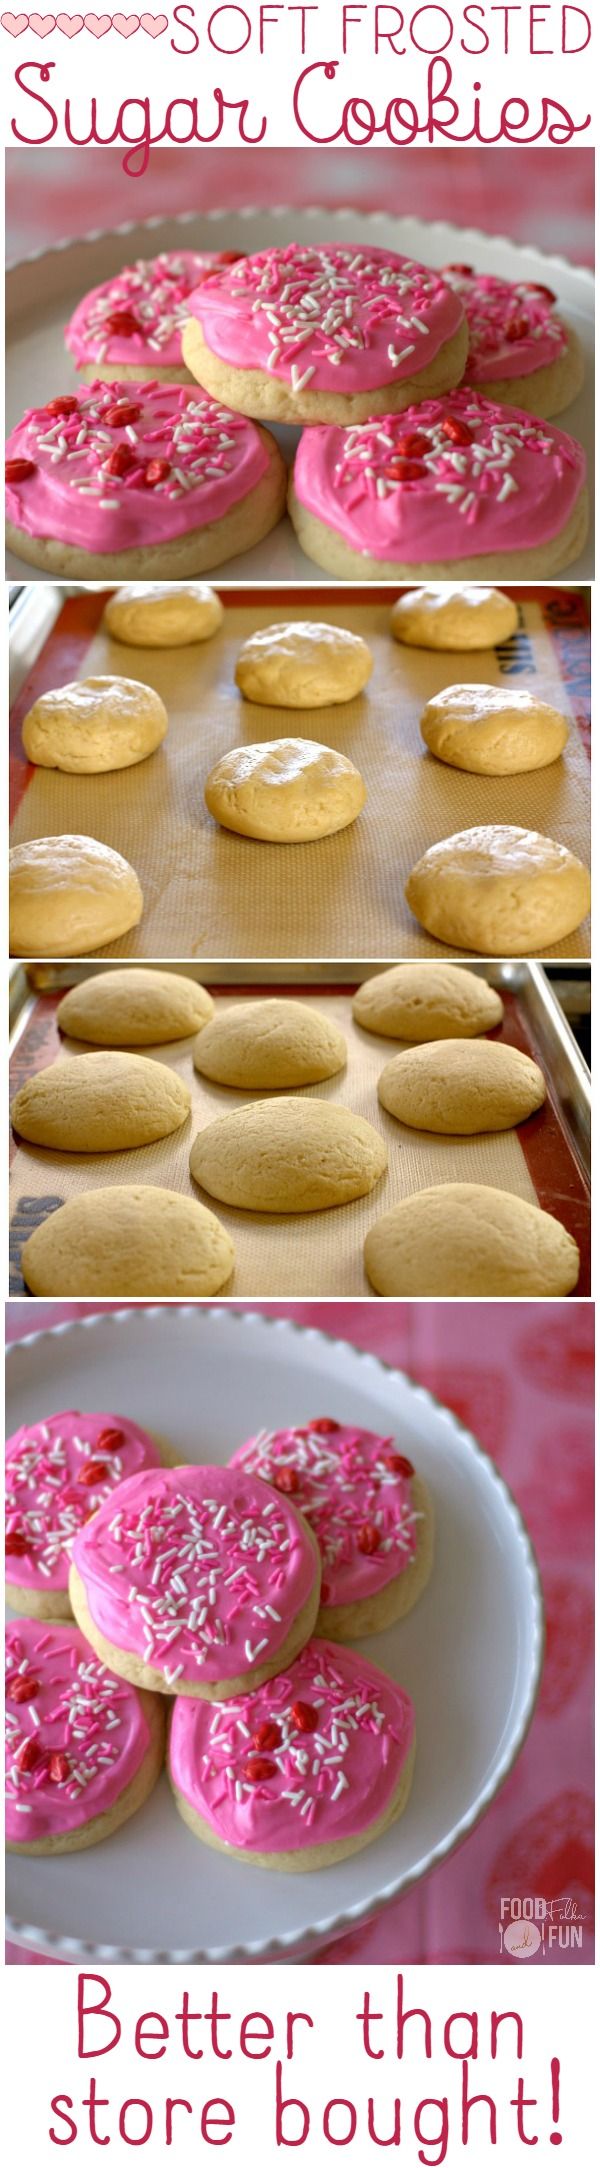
9,983,590,1297
9,587,591,962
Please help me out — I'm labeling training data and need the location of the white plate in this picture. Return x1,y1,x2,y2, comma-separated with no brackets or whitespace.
6,206,594,581
5,1305,543,1965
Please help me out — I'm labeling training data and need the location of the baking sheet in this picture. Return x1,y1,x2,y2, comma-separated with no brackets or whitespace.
9,588,591,961
5,208,595,582
8,982,590,1297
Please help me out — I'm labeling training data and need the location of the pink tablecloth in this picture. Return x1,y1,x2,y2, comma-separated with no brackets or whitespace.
6,1300,594,1967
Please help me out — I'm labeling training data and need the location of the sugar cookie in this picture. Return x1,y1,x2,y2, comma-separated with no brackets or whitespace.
57,967,214,1046
235,620,372,708
20,1186,235,1298
103,582,223,646
190,1098,387,1212
11,1050,191,1153
353,962,503,1041
391,584,518,650
5,1619,165,1854
9,835,143,958
365,1183,580,1297
204,738,366,842
420,683,569,774
66,249,244,384
442,264,584,418
405,826,591,955
5,1408,162,1620
377,1039,546,1133
21,675,168,775
193,999,347,1089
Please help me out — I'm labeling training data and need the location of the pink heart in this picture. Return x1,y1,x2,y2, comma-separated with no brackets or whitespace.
1,12,29,33
28,12,57,32
56,11,84,30
113,11,139,31
84,10,111,31
140,11,167,32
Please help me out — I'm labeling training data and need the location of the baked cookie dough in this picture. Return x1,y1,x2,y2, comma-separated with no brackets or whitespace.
230,1419,433,1640
204,738,366,842
69,1463,321,1700
193,998,347,1089
182,240,467,424
353,962,503,1041
289,392,588,579
104,581,223,647
11,1050,191,1154
405,826,591,955
235,620,372,708
190,1098,387,1212
21,674,168,775
390,584,518,650
442,264,585,418
9,835,143,958
20,1186,235,1298
66,249,244,384
377,1038,546,1134
5,1408,162,1622
5,381,286,578
57,967,214,1046
420,683,570,774
364,1183,580,1297
6,1619,165,1855
168,1637,416,1868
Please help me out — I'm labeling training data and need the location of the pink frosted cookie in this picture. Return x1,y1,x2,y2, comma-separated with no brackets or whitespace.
289,389,588,580
69,1464,321,1701
5,1617,165,1855
182,241,467,423
5,380,286,578
169,1636,416,1869
443,264,584,419
230,1419,433,1640
66,250,245,386
5,1409,162,1622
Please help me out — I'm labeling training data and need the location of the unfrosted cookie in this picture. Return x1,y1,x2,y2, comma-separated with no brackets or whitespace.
353,962,503,1041
442,264,584,418
405,826,591,955
5,1408,162,1621
193,999,347,1089
364,1183,580,1297
66,249,244,384
289,394,588,579
235,621,372,708
190,1098,387,1212
5,1619,165,1855
377,1039,546,1134
57,967,214,1046
11,1050,191,1153
230,1419,433,1640
21,675,168,775
104,582,223,647
69,1463,321,1700
5,381,286,578
9,835,143,958
205,738,366,842
182,241,467,423
420,684,569,774
169,1637,416,1869
391,584,518,650
20,1186,235,1298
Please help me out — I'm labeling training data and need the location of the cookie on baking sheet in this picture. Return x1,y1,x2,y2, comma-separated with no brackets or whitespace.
190,1098,387,1213
442,264,585,418
364,1184,580,1298
9,835,143,958
230,1419,433,1640
235,621,372,708
420,684,569,775
289,392,588,579
377,1039,546,1135
6,1408,163,1622
11,1050,191,1154
5,381,286,578
169,1637,416,1869
57,967,214,1047
5,1618,165,1855
69,1463,321,1701
390,584,518,651
104,582,223,647
22,675,168,776
204,738,366,842
20,1187,235,1299
193,999,347,1090
66,249,245,385
182,240,467,424
405,826,591,955
353,962,503,1041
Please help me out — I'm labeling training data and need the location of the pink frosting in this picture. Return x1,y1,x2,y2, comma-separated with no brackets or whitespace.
5,1617,152,1843
66,250,245,373
5,381,270,553
442,266,568,384
293,390,586,562
5,1409,161,1596
230,1420,418,1612
169,1636,415,1853
187,241,464,395
72,1465,318,1689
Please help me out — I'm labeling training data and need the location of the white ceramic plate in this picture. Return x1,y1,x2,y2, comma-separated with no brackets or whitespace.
5,1305,543,1965
6,206,594,581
